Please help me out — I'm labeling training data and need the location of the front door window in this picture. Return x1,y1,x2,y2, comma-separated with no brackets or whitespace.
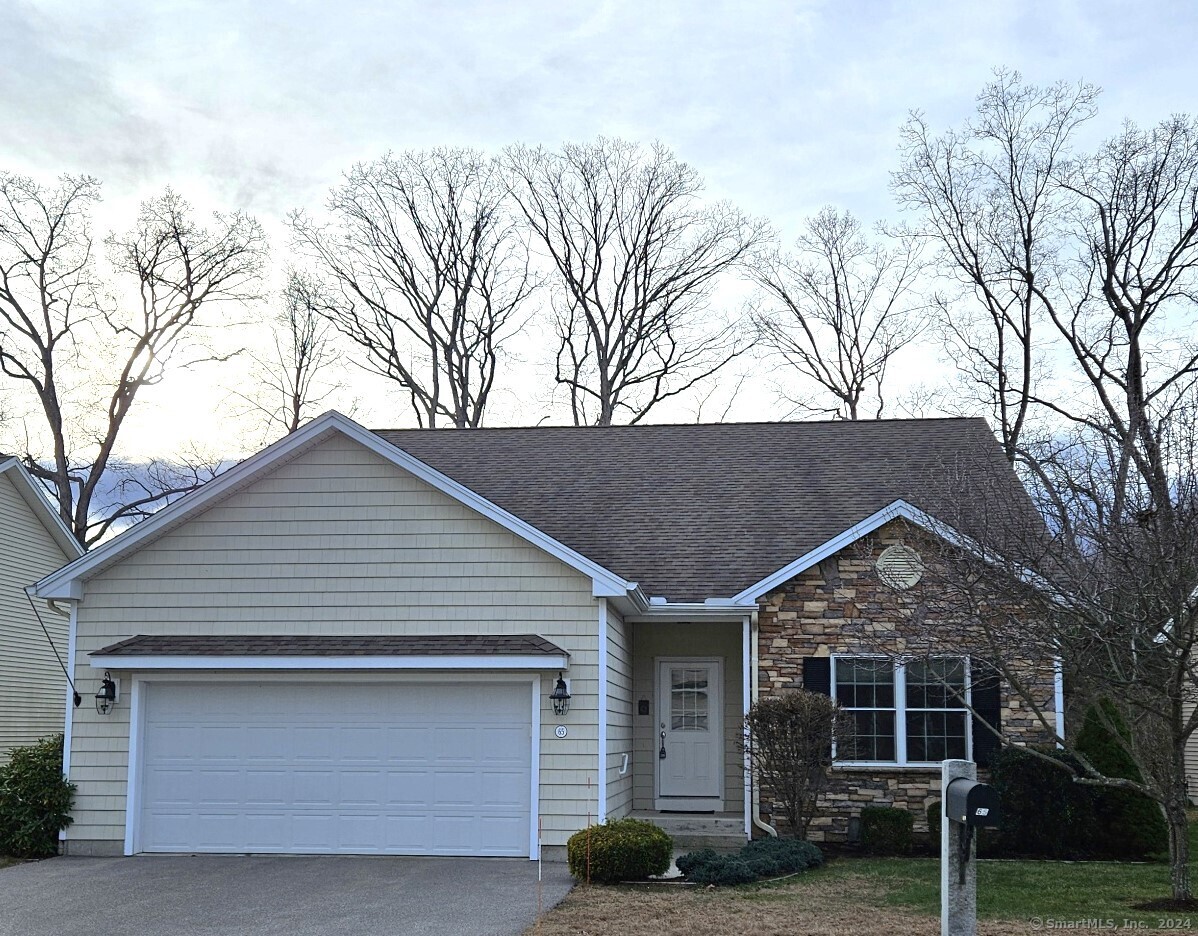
670,667,709,731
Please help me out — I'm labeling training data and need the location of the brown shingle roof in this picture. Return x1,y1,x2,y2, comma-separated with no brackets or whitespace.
92,634,568,657
375,418,1036,602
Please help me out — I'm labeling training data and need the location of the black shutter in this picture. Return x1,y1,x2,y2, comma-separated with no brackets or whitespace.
803,657,832,696
970,659,1002,767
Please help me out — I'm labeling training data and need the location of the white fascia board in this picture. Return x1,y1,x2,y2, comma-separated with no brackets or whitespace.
626,602,756,624
34,410,634,601
89,653,570,671
730,499,955,603
0,458,84,560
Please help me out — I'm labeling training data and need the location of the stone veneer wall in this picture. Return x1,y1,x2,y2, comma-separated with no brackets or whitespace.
756,519,1056,842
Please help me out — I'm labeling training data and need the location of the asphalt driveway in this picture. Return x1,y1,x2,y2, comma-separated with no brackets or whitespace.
0,855,574,936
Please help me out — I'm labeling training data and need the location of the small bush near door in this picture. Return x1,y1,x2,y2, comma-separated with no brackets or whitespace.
566,818,672,883
0,734,75,858
859,806,914,855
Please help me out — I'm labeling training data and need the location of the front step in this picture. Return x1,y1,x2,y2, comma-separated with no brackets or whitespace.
630,811,747,850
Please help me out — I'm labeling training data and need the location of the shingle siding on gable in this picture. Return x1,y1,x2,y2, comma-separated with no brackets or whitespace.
0,473,73,760
66,435,600,852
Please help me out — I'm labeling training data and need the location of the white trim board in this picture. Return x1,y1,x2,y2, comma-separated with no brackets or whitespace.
34,410,634,601
89,653,570,671
59,601,78,843
732,497,1059,606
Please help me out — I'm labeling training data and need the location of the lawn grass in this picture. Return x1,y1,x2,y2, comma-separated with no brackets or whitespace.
735,813,1198,929
532,824,1198,934
784,853,1193,927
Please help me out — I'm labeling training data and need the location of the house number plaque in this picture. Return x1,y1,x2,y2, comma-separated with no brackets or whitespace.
555,725,568,739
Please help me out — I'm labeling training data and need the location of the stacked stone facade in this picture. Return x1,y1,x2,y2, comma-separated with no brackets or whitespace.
756,519,1055,842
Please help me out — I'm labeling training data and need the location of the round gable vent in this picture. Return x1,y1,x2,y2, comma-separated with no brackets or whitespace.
876,544,924,590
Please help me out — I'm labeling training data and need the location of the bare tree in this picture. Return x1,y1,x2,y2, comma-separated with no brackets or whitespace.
893,78,1198,902
506,138,767,426
231,271,348,439
0,176,265,545
289,148,534,429
751,207,926,419
893,70,1099,459
744,691,854,839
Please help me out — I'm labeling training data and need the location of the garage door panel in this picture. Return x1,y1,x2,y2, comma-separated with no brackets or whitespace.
244,769,289,805
482,769,529,806
138,681,532,856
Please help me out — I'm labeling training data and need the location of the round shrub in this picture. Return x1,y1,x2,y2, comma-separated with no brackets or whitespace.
0,734,75,858
566,818,672,883
859,805,914,855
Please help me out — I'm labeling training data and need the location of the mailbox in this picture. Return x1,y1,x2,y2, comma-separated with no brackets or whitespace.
945,777,1001,828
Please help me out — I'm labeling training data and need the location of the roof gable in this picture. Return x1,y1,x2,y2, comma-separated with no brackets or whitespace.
0,458,84,560
33,412,633,601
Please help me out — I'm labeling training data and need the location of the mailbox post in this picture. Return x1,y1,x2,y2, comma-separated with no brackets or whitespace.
941,759,1001,936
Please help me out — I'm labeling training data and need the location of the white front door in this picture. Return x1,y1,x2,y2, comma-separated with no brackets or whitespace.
656,658,722,808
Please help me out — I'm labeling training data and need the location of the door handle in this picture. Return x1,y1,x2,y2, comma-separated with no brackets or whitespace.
659,723,667,760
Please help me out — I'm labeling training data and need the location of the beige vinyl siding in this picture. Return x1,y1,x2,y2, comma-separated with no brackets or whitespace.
1187,701,1198,804
631,621,745,813
605,603,633,819
0,473,74,760
68,434,600,850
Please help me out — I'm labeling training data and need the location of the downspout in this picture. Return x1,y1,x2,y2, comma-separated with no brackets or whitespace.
749,611,777,838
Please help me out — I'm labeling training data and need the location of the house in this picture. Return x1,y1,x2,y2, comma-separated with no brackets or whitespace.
33,411,1057,857
0,457,84,760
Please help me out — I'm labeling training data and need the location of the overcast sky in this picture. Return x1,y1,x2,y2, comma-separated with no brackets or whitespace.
3,0,1195,454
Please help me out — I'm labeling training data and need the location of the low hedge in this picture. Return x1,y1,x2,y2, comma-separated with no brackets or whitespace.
859,805,913,855
566,818,673,883
0,734,75,858
677,836,824,885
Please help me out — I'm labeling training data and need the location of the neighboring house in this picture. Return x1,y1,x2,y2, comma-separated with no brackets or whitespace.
0,458,84,760
34,412,1058,857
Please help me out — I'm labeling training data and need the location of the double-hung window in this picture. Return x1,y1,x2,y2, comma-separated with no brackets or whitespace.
832,656,970,765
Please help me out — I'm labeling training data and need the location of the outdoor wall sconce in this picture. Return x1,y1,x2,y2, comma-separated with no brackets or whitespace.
550,672,571,716
95,671,117,715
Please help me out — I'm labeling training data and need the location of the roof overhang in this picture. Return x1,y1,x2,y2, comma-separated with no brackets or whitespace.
726,497,1056,605
730,499,959,603
89,634,572,671
34,411,638,603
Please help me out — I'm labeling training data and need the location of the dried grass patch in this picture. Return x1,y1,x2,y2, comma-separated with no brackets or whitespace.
526,871,1042,936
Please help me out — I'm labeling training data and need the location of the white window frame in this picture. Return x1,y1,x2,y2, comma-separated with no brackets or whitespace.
830,654,973,768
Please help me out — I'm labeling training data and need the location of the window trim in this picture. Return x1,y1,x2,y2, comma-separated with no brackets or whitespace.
830,654,973,768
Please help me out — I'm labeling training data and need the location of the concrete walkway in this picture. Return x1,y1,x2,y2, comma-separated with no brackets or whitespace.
0,855,574,936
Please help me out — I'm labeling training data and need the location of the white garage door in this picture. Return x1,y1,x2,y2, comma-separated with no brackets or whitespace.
136,680,532,856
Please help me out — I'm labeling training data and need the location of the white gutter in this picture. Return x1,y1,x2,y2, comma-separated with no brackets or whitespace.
597,598,608,823
748,612,777,838
742,614,752,837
